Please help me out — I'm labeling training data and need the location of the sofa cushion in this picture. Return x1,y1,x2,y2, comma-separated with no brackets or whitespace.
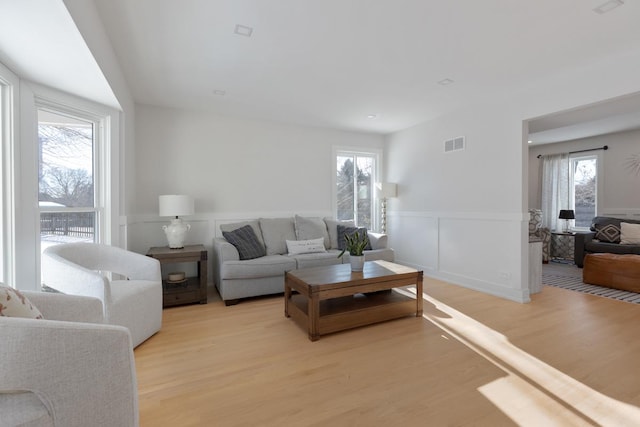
220,220,265,247
222,225,266,260
259,218,297,255
294,215,330,249
337,225,372,251
585,240,640,255
620,222,640,244
324,218,355,249
286,238,326,255
594,223,621,243
362,248,395,262
222,255,297,279
291,251,343,269
0,285,43,319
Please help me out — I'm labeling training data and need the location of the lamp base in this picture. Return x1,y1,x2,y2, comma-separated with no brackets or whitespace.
163,217,191,249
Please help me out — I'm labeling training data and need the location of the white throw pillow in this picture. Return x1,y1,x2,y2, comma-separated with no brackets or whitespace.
294,215,330,249
0,285,43,319
620,222,640,244
286,238,327,255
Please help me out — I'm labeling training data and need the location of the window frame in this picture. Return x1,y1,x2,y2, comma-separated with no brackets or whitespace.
0,63,19,285
332,146,382,231
36,98,111,244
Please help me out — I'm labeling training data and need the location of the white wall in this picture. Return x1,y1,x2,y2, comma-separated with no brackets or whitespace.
128,104,384,258
385,104,529,302
385,45,640,303
528,129,640,216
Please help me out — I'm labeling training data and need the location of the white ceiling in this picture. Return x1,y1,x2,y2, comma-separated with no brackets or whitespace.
0,0,119,109
2,0,640,139
90,0,640,136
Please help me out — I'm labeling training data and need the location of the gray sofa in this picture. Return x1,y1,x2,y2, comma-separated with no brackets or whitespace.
574,216,640,267
213,216,394,305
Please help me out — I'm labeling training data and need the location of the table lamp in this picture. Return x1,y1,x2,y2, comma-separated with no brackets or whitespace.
558,209,575,233
159,195,194,248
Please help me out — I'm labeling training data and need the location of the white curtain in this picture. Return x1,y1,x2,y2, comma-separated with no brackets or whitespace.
541,153,570,232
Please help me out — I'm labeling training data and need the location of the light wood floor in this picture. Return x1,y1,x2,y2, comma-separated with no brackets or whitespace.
134,278,640,427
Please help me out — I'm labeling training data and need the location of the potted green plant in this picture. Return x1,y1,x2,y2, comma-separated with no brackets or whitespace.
337,230,369,272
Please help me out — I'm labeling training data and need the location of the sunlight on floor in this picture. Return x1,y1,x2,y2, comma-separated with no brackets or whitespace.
397,287,640,427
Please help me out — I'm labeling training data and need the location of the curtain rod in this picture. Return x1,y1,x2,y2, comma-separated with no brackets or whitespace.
536,145,608,159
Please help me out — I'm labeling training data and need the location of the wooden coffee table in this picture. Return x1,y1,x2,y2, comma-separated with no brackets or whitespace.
284,260,423,341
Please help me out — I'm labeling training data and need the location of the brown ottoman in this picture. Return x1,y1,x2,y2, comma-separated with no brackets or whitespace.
583,253,640,293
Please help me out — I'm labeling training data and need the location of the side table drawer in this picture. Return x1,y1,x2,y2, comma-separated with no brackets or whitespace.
163,289,201,307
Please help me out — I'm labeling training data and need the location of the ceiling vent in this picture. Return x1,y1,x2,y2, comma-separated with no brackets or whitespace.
444,136,465,153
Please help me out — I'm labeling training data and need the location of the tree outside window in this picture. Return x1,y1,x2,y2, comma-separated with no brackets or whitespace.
336,152,376,229
571,156,597,229
38,110,97,249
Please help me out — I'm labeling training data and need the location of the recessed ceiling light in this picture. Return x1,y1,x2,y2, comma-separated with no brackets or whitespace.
438,78,454,86
593,0,624,14
367,114,378,119
213,89,226,96
234,24,253,37
528,140,533,144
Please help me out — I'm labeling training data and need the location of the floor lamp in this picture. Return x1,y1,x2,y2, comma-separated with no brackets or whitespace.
377,183,397,234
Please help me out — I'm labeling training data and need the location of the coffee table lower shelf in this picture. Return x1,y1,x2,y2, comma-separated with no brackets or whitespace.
287,289,418,339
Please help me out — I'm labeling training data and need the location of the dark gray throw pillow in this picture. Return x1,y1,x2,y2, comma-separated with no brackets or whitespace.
594,223,621,243
336,225,372,251
222,225,266,260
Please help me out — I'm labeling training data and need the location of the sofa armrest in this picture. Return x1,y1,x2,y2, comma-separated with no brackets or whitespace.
574,232,595,268
367,232,388,250
213,237,240,262
213,237,240,285
41,252,109,301
22,291,104,324
0,318,138,427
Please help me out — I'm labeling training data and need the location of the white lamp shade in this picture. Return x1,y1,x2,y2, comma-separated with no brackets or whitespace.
376,183,397,198
159,195,194,217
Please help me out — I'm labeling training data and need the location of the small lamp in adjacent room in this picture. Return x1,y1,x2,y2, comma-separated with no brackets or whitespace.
376,182,397,233
159,195,194,249
558,209,575,233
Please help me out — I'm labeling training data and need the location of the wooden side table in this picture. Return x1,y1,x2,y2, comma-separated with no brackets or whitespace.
147,244,208,308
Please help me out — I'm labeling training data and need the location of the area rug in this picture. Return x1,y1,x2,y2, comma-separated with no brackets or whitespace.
542,262,640,304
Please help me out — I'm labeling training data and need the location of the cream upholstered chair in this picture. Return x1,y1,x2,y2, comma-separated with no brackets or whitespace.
0,290,138,427
529,209,551,263
41,243,162,347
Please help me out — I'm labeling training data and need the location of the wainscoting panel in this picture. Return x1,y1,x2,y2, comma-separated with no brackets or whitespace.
387,213,439,272
388,211,529,303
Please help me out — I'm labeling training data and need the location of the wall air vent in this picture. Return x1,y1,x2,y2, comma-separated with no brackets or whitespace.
444,136,465,153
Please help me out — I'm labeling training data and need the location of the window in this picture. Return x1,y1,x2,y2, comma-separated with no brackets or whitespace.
38,107,103,252
570,155,597,229
334,149,380,230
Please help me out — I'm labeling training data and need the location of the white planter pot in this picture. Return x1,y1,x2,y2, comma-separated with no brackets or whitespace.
350,255,365,272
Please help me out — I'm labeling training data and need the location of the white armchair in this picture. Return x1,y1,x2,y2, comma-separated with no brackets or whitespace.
0,291,138,427
41,243,163,348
